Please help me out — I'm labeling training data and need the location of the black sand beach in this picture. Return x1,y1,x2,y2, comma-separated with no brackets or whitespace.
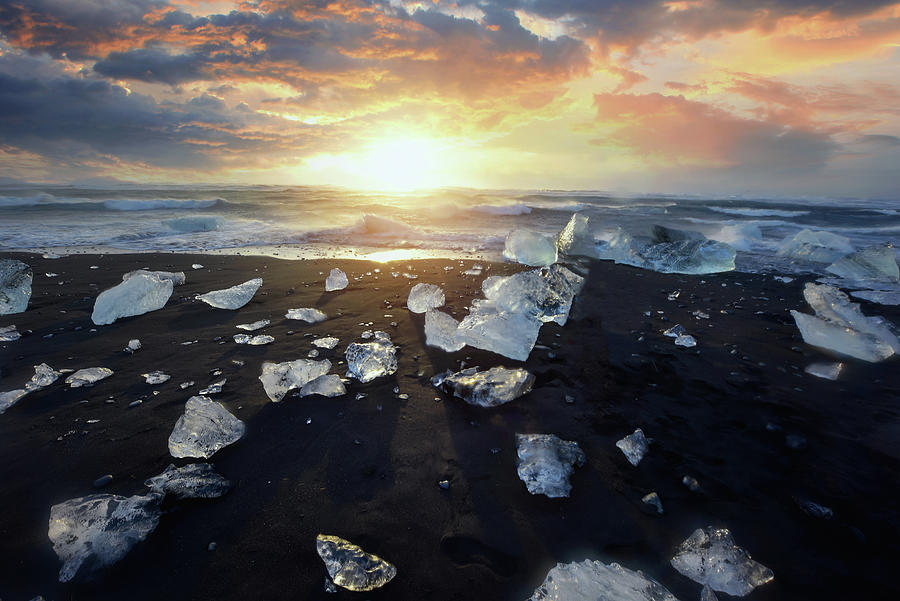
1,252,899,600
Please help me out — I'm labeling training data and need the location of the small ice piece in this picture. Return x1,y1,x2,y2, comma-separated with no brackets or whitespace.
436,366,534,407
192,263,204,269
143,371,170,385
826,243,898,282
48,493,162,582
850,289,900,305
234,334,273,345
144,463,231,499
0,259,33,315
286,307,327,323
91,272,173,325
236,319,270,331
683,475,701,492
616,429,649,466
557,213,596,257
805,362,842,380
483,265,584,326
233,334,251,344
0,389,28,414
299,374,347,398
777,229,854,263
407,283,445,313
312,336,340,349
774,275,794,283
663,324,687,338
675,334,697,347
529,559,679,601
259,359,332,401
123,269,186,286
197,278,262,310
0,324,20,342
503,230,558,266
701,584,719,601
424,310,465,352
361,330,373,339
515,433,586,498
670,527,774,596
27,363,60,390
124,338,141,353
345,332,398,383
325,268,349,292
167,396,246,459
642,492,664,514
456,301,542,361
199,379,226,395
315,534,397,592
180,381,194,389
65,368,113,388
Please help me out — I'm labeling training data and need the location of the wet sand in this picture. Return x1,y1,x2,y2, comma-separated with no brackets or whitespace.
0,252,898,600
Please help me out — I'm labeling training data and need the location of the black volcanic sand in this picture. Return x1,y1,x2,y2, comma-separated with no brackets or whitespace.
1,252,898,601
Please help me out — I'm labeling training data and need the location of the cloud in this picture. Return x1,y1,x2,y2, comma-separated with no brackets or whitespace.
94,48,207,84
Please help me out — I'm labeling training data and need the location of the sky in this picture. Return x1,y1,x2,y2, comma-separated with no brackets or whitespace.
0,0,899,196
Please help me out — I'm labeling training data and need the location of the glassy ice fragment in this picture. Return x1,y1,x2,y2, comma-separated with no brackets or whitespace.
529,559,679,601
28,363,60,390
616,429,649,466
850,289,900,305
0,389,27,414
143,371,170,385
168,396,245,459
299,374,347,398
515,433,585,498
125,339,141,353
286,307,327,323
0,259,32,315
315,534,397,592
777,229,854,263
642,492,664,514
407,283,445,313
236,319,269,331
92,272,173,325
199,379,226,395
826,243,899,282
804,362,842,380
259,359,332,401
123,269,185,286
598,227,735,274
0,324,20,341
670,527,774,596
312,336,340,349
197,278,262,310
144,463,231,499
504,230,558,266
345,332,398,383
436,366,534,407
701,584,719,601
457,301,542,361
234,334,273,345
483,265,584,326
675,334,697,348
424,310,464,352
557,213,596,257
325,268,349,291
65,368,113,388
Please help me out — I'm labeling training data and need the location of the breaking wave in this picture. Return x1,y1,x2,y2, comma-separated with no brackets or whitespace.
708,206,811,218
164,216,226,233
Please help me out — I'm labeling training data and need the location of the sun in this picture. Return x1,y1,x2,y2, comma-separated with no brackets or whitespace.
356,136,441,191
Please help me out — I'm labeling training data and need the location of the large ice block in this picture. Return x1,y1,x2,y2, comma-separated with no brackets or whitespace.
259,359,332,401
598,227,735,275
529,559,679,601
316,534,397,592
325,268,349,292
482,264,584,326
557,213,595,257
92,272,173,325
168,396,246,458
0,389,27,414
144,463,231,499
0,259,32,315
515,433,586,498
777,229,854,263
436,366,534,407
457,301,542,361
407,283,445,313
670,527,774,596
850,289,900,305
345,332,398,383
424,310,465,352
48,493,162,582
123,269,186,286
197,278,262,309
504,230,558,266
826,243,899,282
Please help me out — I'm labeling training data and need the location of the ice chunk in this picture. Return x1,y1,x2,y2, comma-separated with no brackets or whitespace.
642,492,664,514
259,359,332,401
299,374,347,398
557,212,596,257
0,324,20,342
826,243,899,283
124,338,141,353
515,433,586,498
850,289,900,305
529,559,679,601
286,307,327,323
65,367,113,388
236,319,269,331
199,378,226,395
123,269,185,286
143,370,170,385
805,362,842,380
233,334,274,345
777,229,854,263
790,283,899,362
675,334,697,348
168,396,246,459
436,366,534,408
0,389,27,414
701,584,719,601
407,283,445,313
325,268,349,291
663,324,687,338
424,309,465,352
312,336,340,349
316,534,396,591
192,263,204,269
504,230,558,266
0,259,32,315
457,302,542,361
345,332,398,383
144,463,231,499
670,527,774,596
48,493,162,582
483,265,584,326
28,363,60,390
598,227,736,274
616,428,649,466
197,278,262,310
92,272,173,325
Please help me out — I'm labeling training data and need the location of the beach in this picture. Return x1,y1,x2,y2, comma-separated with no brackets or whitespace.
0,251,898,600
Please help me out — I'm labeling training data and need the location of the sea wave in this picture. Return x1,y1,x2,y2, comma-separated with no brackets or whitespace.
470,203,532,216
164,216,226,233
708,206,811,218
103,198,224,211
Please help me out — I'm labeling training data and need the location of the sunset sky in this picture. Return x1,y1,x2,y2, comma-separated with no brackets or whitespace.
1,0,899,195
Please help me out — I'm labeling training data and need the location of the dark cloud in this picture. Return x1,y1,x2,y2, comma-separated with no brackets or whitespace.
858,134,900,147
94,49,207,84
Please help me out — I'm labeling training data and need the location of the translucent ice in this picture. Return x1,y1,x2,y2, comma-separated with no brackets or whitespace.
259,359,332,401
557,213,596,257
48,493,162,582
424,309,465,352
92,272,173,325
123,269,185,286
65,367,113,388
299,374,347,398
826,243,899,282
0,389,27,414
345,332,398,383
515,433,586,498
28,363,60,390
407,283,445,313
0,259,32,315
143,370,171,385
598,227,735,274
199,378,226,395
670,527,774,596
0,324,20,342
234,334,274,345
850,289,900,305
642,492,664,514
312,336,340,349
805,362,842,380
777,229,854,263
482,265,584,326
236,319,269,331
529,559,678,601
701,584,719,601
197,278,262,310
168,396,246,459
616,429,649,466
503,230,558,266
144,463,231,499
436,366,534,407
325,268,349,292
456,301,542,361
124,338,141,353
675,334,697,348
316,534,397,592
286,307,327,323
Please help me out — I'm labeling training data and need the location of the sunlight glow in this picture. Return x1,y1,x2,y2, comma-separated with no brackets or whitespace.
357,137,441,191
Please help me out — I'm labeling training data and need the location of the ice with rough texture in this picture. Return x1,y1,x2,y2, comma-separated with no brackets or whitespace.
483,265,584,326
407,283,445,313
48,493,162,582
790,283,899,361
168,396,246,459
805,362,842,380
316,534,397,592
234,334,274,345
125,338,141,353
424,309,465,352
199,378,226,395
436,366,534,407
28,363,60,390
457,301,542,361
299,374,347,397
143,370,170,385
557,213,596,257
0,324,20,341
504,230,559,266
670,527,774,596
144,463,231,499
65,367,113,388
123,269,185,286
345,332,398,383
642,492,664,514
675,334,697,348
325,268,349,291
700,585,719,601
597,227,736,274
777,229,854,263
286,307,328,323
91,272,173,325
0,389,27,414
197,278,262,310
312,336,340,349
529,559,679,601
515,433,586,498
0,259,32,315
236,319,269,331
259,359,332,401
616,429,649,466
850,289,900,305
826,243,899,282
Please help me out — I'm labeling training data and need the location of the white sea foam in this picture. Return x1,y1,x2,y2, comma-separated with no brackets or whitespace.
708,206,811,218
164,216,225,233
470,203,532,215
